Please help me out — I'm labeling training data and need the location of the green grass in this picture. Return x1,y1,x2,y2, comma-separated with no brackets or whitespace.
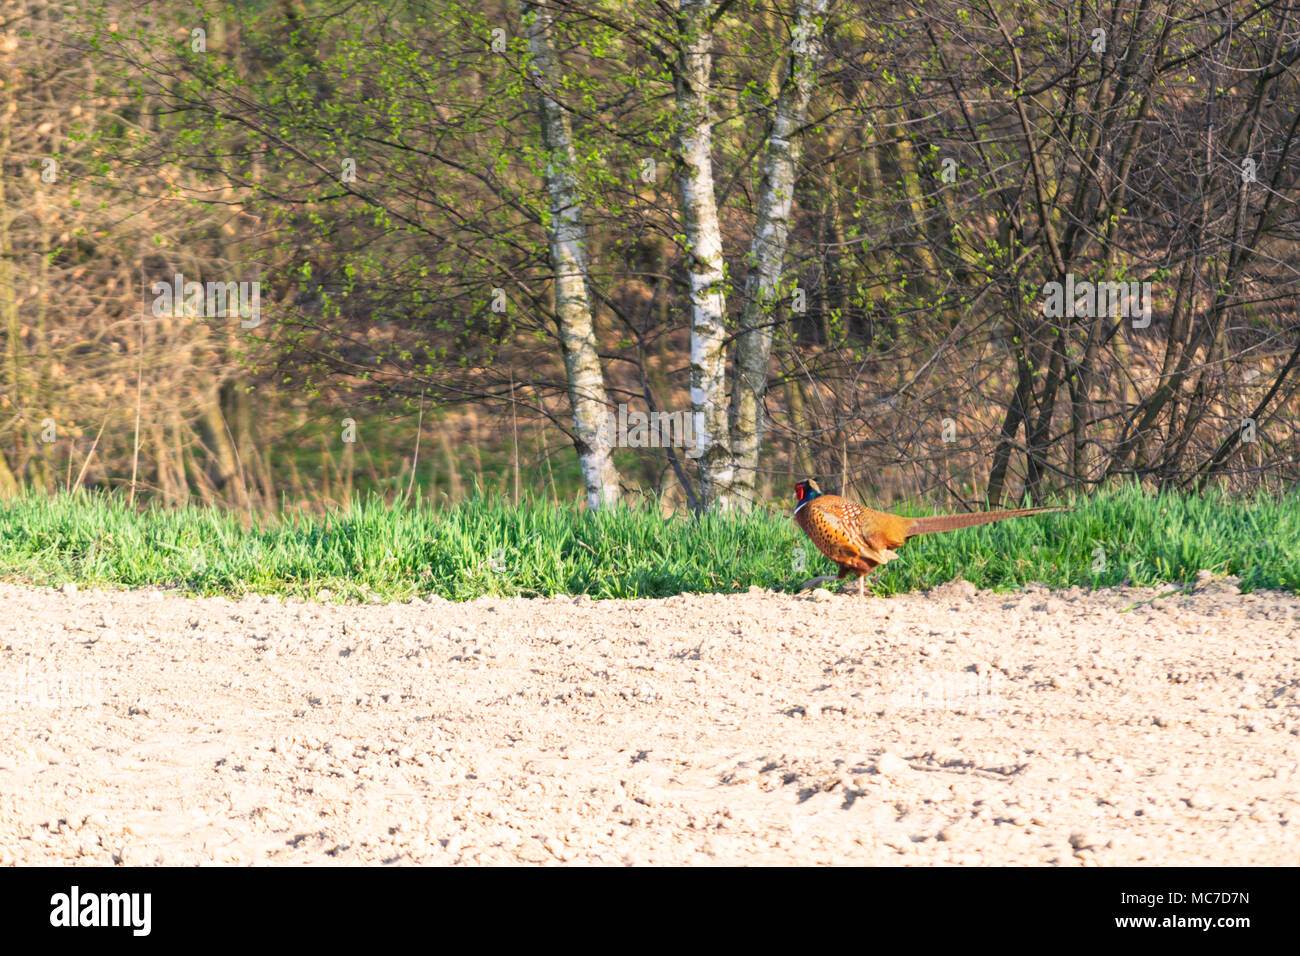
0,486,1295,601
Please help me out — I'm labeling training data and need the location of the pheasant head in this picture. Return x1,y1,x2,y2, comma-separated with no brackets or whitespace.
793,478,823,509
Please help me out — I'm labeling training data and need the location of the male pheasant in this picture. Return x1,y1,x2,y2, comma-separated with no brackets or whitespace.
793,479,1065,596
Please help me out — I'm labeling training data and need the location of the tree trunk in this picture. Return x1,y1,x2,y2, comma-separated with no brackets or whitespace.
195,386,241,499
522,0,621,510
729,0,827,509
675,0,734,510
987,340,1035,505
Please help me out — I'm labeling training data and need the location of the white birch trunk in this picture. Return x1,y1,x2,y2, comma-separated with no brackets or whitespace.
675,0,734,510
522,1,620,510
729,0,827,507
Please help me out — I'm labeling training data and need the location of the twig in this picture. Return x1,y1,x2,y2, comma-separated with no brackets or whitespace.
405,388,426,506
73,416,111,493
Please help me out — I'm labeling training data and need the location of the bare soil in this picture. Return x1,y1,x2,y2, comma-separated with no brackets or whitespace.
1,574,1297,865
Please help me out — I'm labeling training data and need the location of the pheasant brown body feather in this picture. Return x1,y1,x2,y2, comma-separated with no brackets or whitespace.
792,478,1065,596
794,494,910,575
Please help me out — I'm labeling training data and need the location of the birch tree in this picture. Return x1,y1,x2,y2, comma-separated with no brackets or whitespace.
674,0,734,508
729,0,827,507
521,0,621,509
674,0,826,510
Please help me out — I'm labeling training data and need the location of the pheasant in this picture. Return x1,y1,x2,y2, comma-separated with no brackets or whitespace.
793,479,1065,596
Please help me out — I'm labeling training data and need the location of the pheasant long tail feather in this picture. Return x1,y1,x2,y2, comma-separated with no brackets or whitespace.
905,506,1067,537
